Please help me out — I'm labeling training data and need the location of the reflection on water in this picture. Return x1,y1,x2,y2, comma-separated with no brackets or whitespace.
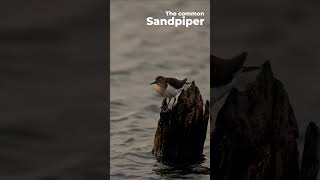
111,0,210,179
153,161,210,179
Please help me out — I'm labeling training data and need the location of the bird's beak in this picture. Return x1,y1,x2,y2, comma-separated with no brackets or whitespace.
150,81,156,85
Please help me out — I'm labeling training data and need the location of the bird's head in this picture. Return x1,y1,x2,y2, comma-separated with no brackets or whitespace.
150,76,165,85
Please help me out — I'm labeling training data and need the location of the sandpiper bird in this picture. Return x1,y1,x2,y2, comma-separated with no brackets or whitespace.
150,76,188,108
211,52,247,88
211,52,259,103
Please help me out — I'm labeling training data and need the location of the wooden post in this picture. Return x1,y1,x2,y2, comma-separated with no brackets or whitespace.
211,61,300,180
152,81,209,163
301,122,319,180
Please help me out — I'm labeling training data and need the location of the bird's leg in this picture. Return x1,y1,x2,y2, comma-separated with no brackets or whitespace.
172,97,176,106
167,98,171,107
161,98,168,111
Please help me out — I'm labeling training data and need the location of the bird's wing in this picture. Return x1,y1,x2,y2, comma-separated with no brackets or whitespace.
166,78,187,89
211,52,247,69
229,52,247,70
211,52,247,87
211,54,224,65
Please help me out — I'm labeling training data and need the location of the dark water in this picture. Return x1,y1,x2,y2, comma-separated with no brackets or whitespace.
111,0,210,179
212,0,320,172
0,1,107,179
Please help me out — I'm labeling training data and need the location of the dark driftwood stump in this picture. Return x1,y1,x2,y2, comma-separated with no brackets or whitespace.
152,81,209,163
301,122,319,180
212,61,300,180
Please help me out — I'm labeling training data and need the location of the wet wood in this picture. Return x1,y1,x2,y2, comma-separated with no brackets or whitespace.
152,81,209,163
301,122,319,180
212,61,300,180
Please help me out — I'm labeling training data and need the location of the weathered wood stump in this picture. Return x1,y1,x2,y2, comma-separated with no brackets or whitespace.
301,122,319,180
212,61,300,180
152,81,209,163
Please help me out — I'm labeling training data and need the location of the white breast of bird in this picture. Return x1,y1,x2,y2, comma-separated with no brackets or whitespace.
163,84,181,98
152,83,180,98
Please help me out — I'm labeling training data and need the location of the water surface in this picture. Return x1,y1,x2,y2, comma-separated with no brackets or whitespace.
111,0,210,179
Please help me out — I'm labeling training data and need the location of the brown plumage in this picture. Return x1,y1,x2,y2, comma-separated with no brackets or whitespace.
150,76,188,107
211,52,247,87
165,77,187,89
151,76,187,89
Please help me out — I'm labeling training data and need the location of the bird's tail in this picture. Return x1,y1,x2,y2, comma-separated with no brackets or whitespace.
181,78,188,84
184,78,192,85
231,52,247,69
